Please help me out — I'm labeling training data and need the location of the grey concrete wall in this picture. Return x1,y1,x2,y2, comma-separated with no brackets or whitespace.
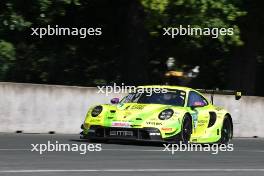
0,82,123,134
0,82,263,137
210,95,264,138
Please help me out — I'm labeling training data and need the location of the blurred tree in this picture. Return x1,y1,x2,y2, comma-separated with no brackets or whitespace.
140,0,245,88
0,40,15,79
228,0,264,96
1,0,262,96
0,0,150,85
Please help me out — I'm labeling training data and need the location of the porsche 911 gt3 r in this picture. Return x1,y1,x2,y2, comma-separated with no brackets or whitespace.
80,86,241,144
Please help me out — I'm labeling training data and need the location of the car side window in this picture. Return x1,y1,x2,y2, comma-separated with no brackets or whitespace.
187,91,208,107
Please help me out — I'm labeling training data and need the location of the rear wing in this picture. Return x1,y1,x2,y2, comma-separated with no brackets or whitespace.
196,89,242,104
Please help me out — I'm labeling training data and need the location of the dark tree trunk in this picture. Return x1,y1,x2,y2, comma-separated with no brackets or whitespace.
118,0,149,85
228,1,262,95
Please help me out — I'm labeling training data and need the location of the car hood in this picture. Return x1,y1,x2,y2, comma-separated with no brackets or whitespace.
102,103,185,122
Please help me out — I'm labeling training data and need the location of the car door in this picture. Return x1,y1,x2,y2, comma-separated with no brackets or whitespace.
187,91,210,137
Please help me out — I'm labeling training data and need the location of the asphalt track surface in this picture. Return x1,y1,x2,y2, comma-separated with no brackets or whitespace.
0,133,264,176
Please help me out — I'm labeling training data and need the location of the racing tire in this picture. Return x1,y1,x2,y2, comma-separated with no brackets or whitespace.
219,117,232,144
180,114,192,143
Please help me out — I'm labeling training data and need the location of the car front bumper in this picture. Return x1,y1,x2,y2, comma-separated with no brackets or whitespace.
80,125,179,142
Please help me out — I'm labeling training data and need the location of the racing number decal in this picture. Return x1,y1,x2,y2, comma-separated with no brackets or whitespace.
191,107,210,136
191,110,199,129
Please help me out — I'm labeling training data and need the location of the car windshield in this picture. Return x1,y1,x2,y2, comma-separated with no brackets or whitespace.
120,89,186,106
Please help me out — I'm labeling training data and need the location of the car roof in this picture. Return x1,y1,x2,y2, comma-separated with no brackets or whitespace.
138,85,193,92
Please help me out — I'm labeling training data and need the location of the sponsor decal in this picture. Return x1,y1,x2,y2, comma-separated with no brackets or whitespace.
193,101,205,106
111,122,131,128
197,120,208,127
191,109,198,129
90,119,100,123
146,122,162,126
149,132,160,136
110,130,133,136
198,120,207,123
161,127,173,132
130,105,145,110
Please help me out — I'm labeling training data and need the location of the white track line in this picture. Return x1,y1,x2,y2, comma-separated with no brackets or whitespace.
239,150,264,153
0,149,29,151
0,149,161,152
1,148,264,152
103,149,162,152
0,169,264,173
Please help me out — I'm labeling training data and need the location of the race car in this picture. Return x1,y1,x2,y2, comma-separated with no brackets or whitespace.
80,86,241,144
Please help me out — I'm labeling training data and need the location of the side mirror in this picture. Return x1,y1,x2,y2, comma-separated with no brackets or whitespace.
110,98,119,104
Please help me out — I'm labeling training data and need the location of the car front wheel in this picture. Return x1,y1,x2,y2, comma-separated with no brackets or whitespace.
180,114,192,143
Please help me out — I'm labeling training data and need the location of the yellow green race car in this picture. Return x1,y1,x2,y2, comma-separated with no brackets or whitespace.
81,86,241,144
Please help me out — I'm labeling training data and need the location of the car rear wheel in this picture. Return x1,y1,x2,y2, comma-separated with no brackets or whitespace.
180,114,192,143
220,117,232,144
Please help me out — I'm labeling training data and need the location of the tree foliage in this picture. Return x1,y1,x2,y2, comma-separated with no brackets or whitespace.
1,0,261,95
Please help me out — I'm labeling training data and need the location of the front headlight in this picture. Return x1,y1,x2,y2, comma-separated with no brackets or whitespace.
91,106,103,117
158,109,174,120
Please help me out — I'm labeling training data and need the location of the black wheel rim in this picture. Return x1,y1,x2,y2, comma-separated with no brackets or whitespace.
182,118,192,143
222,120,231,143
